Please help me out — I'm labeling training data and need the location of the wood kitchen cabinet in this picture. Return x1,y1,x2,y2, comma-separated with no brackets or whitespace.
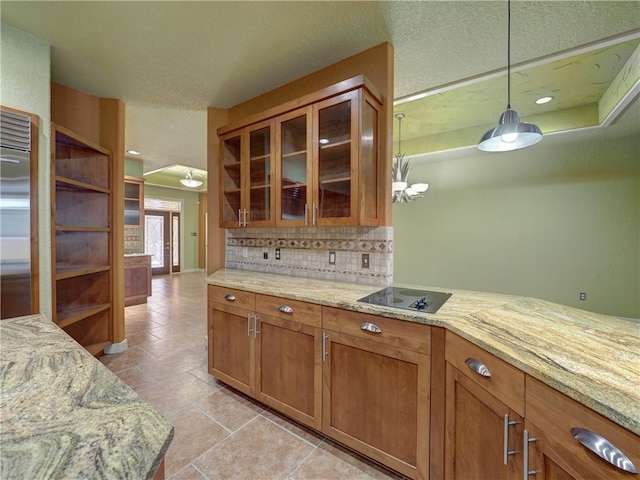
220,75,382,228
219,119,275,228
124,254,151,306
322,307,431,480
51,124,115,355
124,176,144,227
444,332,526,480
207,285,323,429
524,376,640,480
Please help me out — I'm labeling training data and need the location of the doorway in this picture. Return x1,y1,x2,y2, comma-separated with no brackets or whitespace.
145,209,181,275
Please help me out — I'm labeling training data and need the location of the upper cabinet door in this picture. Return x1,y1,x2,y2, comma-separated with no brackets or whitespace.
220,120,276,228
276,107,313,227
246,120,275,227
313,91,358,226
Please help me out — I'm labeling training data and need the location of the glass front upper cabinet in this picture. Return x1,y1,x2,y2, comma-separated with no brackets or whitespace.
276,107,312,226
314,91,357,225
219,120,274,228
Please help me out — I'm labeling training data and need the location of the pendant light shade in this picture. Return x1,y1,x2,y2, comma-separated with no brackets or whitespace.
478,0,542,152
478,108,543,152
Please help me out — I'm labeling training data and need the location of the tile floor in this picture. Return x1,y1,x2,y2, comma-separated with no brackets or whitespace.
99,272,403,479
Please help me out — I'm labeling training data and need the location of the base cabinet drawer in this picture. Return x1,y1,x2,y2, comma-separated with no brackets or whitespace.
525,376,640,480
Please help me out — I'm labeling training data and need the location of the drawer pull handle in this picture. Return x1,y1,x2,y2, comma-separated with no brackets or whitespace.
360,322,382,333
571,427,638,473
279,305,293,314
224,294,236,302
465,358,491,378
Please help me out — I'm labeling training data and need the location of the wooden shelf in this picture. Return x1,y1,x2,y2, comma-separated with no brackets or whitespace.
55,265,110,280
320,177,350,185
56,303,110,328
55,175,110,194
319,139,351,150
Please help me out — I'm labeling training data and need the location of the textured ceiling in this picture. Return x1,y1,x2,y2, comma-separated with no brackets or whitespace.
2,1,639,190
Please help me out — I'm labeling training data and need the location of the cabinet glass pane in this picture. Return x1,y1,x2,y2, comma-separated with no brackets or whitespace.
280,115,308,221
249,127,271,222
318,101,351,219
222,135,242,224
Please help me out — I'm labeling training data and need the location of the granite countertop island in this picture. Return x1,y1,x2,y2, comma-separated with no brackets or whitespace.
0,314,173,479
206,268,640,436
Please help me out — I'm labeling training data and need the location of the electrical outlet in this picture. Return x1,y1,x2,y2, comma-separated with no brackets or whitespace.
262,247,268,259
329,251,336,265
579,292,587,301
362,253,370,269
275,248,281,260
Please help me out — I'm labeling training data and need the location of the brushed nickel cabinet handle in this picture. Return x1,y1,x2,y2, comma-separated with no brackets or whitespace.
224,294,236,301
279,305,293,314
254,315,260,338
322,333,328,361
571,427,638,473
238,209,242,228
523,429,538,479
465,358,491,378
503,414,519,465
360,322,382,333
247,314,253,336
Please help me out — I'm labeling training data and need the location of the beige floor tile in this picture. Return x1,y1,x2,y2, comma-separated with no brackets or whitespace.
165,406,230,477
194,415,315,479
169,464,207,479
136,371,218,417
261,409,325,448
193,387,266,433
138,348,207,382
188,365,226,389
113,366,159,391
99,345,159,373
291,440,404,480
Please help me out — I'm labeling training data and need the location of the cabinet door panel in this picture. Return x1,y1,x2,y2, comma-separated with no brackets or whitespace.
314,91,358,225
445,363,523,480
323,330,430,479
276,108,312,227
256,315,322,429
208,307,253,396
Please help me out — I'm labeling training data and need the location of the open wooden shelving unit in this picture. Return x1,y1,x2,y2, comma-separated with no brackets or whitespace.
51,123,114,355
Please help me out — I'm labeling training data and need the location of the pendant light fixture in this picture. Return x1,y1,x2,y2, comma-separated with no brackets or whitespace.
478,0,543,152
180,169,203,188
392,113,429,203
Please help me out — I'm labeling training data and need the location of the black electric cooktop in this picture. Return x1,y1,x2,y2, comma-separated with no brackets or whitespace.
357,287,452,314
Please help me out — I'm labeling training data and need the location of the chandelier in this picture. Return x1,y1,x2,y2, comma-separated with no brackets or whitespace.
392,113,429,203
180,169,203,188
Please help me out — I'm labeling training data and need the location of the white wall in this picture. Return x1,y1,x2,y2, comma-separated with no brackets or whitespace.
393,133,640,319
1,22,52,318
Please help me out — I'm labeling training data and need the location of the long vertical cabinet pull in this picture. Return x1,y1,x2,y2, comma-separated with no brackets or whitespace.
254,315,260,338
523,429,538,479
247,314,254,336
504,414,519,465
304,204,309,225
322,333,328,361
312,204,317,226
238,209,242,228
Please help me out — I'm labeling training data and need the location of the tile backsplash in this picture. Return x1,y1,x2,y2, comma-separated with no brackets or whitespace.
125,227,144,254
226,226,393,285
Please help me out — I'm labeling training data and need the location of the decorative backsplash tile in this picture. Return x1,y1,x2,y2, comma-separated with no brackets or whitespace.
125,227,144,254
226,226,393,285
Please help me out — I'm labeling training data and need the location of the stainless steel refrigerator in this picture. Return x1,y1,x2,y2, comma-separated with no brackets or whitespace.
0,110,33,319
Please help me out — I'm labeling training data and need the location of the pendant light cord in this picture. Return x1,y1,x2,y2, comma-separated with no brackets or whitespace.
507,0,511,110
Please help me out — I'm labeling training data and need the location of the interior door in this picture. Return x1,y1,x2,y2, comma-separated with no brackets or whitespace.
145,210,170,275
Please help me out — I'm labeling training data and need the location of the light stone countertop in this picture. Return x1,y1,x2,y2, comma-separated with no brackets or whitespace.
0,314,174,480
206,268,640,436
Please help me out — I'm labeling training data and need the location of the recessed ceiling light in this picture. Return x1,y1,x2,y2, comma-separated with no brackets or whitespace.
535,96,554,105
127,149,141,155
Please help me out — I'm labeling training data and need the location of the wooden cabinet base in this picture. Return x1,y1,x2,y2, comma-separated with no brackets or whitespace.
124,255,152,306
